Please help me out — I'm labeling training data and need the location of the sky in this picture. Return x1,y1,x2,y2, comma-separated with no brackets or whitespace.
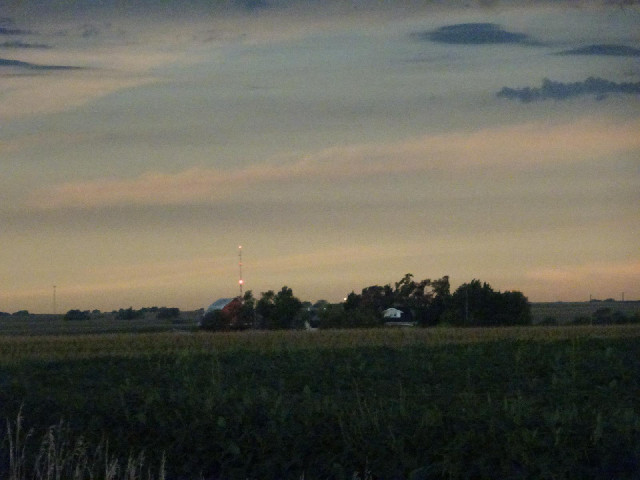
1,0,639,313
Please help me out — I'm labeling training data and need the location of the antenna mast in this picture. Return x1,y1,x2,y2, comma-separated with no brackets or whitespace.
238,245,244,297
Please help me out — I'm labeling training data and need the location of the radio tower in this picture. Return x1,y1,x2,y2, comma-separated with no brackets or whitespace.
238,245,244,297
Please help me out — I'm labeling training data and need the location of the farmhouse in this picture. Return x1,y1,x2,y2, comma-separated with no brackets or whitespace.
382,307,415,326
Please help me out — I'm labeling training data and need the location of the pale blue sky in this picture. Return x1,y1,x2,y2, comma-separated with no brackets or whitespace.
1,1,639,312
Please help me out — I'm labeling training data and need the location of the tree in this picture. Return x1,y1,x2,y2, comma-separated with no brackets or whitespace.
156,307,180,319
236,290,257,328
116,307,143,320
447,280,530,326
64,309,90,321
255,290,275,327
256,287,304,329
200,309,231,331
271,286,303,329
422,275,451,326
393,273,433,324
317,302,380,329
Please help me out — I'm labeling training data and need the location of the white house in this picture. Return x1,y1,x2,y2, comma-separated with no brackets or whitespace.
382,307,415,327
382,307,404,320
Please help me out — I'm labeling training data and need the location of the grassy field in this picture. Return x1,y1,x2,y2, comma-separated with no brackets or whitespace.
0,326,639,479
530,301,640,324
0,311,201,336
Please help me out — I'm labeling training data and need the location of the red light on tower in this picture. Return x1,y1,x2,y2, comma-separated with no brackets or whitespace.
238,245,244,296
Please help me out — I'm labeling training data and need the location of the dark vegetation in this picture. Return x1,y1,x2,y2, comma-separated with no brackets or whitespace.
1,333,639,479
531,301,640,326
200,274,530,331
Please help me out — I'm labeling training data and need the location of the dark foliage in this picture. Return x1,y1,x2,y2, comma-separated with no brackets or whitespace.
1,338,639,479
570,308,640,326
447,280,531,326
64,309,90,321
329,274,529,328
116,307,144,320
156,307,180,319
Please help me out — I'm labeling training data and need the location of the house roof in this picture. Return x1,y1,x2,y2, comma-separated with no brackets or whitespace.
383,307,404,318
205,298,237,313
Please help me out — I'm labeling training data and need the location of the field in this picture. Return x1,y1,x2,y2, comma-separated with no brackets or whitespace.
530,301,640,324
1,326,639,479
0,311,201,336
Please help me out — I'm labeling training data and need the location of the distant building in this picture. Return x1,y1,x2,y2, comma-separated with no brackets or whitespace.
199,297,244,329
204,297,241,315
382,307,415,326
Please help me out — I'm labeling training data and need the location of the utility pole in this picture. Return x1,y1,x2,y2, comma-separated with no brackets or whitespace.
52,285,57,315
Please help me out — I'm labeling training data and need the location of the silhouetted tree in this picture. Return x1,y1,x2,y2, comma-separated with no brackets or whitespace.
116,307,143,320
271,286,303,329
156,307,180,319
447,280,530,326
64,309,90,321
256,290,275,327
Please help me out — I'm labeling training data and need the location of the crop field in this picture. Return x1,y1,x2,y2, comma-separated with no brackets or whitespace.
0,312,200,336
530,301,640,324
1,326,639,479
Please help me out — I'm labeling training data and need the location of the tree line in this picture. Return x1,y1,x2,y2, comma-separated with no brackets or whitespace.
200,273,532,331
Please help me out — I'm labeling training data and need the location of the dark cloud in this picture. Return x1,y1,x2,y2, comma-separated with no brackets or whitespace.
0,58,83,70
416,23,537,45
497,77,640,102
242,0,270,10
0,17,31,35
0,40,51,49
0,26,30,35
557,44,640,57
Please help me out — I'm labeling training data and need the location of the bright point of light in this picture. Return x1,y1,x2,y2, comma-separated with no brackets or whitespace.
239,279,244,285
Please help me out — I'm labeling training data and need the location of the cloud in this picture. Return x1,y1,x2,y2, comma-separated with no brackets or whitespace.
26,118,640,210
0,57,82,70
416,23,537,45
0,17,31,35
0,40,50,48
497,77,640,102
556,44,640,56
0,26,30,35
0,73,156,121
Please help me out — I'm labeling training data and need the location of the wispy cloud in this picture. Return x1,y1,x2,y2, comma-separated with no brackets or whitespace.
0,57,82,70
556,44,640,57
0,40,51,48
415,23,539,45
0,73,157,120
497,77,640,102
27,118,640,210
0,26,30,35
